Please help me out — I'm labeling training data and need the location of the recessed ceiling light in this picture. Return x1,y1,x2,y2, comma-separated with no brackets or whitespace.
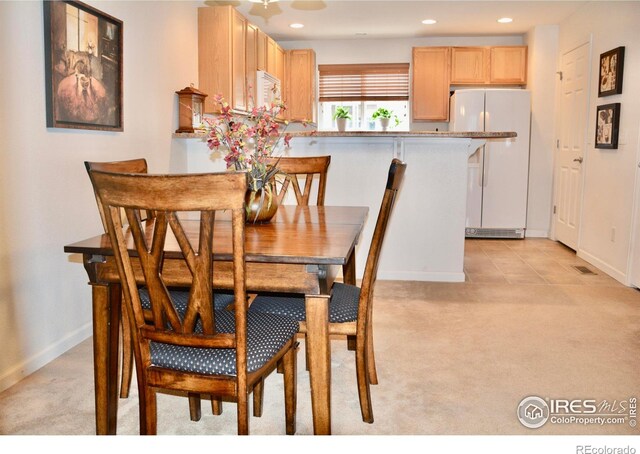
422,19,437,25
289,23,304,29
497,17,513,24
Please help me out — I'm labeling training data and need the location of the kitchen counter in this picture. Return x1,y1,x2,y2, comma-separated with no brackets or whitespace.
174,130,516,139
174,131,515,282
288,130,516,138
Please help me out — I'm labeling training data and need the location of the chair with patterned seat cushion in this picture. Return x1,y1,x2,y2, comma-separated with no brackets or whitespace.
250,158,406,423
91,169,298,435
85,159,234,419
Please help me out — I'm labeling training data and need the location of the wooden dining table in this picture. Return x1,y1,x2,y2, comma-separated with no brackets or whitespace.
64,204,368,435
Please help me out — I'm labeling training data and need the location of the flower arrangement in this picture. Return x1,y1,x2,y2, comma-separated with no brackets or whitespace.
201,94,292,219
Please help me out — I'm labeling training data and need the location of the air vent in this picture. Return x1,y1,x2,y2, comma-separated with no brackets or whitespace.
465,228,525,239
573,265,596,275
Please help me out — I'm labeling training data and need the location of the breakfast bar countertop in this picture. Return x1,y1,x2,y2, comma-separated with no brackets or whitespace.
287,130,516,138
173,130,516,139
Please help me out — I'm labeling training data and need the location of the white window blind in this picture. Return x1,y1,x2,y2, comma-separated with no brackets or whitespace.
318,63,410,102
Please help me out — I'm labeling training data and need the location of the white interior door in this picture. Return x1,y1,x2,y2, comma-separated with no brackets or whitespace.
554,42,591,250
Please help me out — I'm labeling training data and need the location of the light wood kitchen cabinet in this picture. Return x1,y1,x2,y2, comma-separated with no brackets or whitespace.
285,49,317,123
412,47,451,121
450,47,489,84
198,6,247,113
489,46,527,85
246,23,259,105
266,37,277,76
256,29,268,71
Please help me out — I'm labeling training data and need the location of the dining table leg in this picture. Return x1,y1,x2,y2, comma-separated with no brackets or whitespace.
91,282,121,435
304,294,331,435
342,248,357,286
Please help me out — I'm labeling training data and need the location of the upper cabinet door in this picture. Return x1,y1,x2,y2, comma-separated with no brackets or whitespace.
256,29,267,71
412,47,451,121
266,37,277,76
490,46,527,85
246,23,258,107
231,9,247,111
451,47,489,85
286,49,317,123
198,6,247,113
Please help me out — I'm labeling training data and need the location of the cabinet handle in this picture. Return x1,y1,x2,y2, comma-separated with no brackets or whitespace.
573,157,583,163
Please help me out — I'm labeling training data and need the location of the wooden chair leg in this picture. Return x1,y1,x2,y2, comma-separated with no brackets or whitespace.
283,342,297,435
188,393,202,421
253,378,264,417
366,325,378,385
119,307,133,398
350,332,378,384
237,392,249,435
143,386,158,435
355,337,374,424
347,334,356,350
211,396,223,415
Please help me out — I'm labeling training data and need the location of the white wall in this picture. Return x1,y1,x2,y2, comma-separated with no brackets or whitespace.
0,0,199,392
524,25,559,238
557,2,640,284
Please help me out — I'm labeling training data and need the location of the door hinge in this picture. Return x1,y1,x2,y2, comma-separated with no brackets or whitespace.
553,205,557,214
556,139,560,149
557,71,563,81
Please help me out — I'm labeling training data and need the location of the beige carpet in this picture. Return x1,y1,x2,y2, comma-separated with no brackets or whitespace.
1,239,639,440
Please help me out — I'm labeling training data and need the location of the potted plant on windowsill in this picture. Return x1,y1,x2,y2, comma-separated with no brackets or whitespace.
372,107,400,132
332,106,351,132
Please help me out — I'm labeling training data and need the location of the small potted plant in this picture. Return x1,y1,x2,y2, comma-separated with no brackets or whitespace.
372,107,400,132
332,106,351,132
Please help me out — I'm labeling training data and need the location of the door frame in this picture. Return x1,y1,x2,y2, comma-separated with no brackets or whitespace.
626,122,640,287
550,37,593,248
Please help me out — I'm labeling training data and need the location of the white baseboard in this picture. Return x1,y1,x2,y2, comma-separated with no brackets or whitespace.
377,270,466,282
525,229,549,238
576,249,628,285
0,323,92,393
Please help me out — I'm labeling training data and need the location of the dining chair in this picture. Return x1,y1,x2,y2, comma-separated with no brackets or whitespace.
250,158,407,423
249,155,330,415
85,159,234,419
268,155,331,206
90,169,299,435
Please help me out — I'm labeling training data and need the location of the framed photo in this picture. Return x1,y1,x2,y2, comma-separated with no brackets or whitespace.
598,47,624,97
44,1,123,131
595,103,620,149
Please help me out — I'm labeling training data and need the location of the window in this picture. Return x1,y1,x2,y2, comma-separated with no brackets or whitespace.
318,63,410,131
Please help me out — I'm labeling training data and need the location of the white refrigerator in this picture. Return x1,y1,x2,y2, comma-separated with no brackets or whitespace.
449,89,531,238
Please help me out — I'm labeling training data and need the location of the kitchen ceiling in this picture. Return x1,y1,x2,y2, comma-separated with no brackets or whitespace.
208,0,591,40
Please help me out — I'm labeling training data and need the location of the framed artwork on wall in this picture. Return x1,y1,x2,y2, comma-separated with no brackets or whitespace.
44,1,123,131
598,46,624,97
595,103,620,149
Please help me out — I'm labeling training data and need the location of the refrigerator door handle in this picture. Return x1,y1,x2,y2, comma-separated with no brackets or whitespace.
482,144,489,187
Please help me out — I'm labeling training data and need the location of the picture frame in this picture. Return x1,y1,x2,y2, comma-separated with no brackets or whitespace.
595,103,620,149
598,46,624,97
44,1,123,131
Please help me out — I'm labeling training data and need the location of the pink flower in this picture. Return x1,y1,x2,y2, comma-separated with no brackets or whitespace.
199,93,311,191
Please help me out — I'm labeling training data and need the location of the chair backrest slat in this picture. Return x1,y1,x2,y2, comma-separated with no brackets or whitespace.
85,159,153,232
91,170,248,355
268,156,331,206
